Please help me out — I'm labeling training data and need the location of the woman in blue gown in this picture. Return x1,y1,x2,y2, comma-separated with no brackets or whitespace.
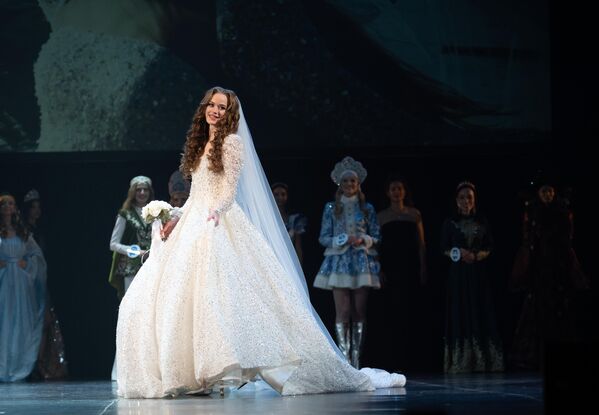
0,193,46,382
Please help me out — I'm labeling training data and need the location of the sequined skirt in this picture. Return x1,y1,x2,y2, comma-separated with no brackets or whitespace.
314,249,381,290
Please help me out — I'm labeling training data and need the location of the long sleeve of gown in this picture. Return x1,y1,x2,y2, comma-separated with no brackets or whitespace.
213,135,244,215
109,215,130,256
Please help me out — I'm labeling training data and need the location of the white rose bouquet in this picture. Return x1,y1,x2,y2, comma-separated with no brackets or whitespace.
141,200,173,224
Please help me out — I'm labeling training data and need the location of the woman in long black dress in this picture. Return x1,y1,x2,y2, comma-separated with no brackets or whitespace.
367,177,426,372
509,180,588,370
440,181,503,373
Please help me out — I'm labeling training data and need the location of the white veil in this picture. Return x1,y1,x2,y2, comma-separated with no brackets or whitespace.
234,103,344,359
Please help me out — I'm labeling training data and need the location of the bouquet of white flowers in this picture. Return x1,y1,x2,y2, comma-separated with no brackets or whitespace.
141,200,173,224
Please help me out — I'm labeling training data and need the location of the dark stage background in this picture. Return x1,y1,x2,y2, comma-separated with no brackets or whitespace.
1,0,597,380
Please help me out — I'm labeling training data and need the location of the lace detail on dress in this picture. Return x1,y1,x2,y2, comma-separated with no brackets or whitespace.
115,132,404,397
213,135,244,214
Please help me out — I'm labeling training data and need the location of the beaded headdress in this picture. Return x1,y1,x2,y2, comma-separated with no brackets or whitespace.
330,156,367,185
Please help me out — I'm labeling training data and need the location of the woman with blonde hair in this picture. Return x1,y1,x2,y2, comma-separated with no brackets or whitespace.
313,157,382,370
108,176,154,300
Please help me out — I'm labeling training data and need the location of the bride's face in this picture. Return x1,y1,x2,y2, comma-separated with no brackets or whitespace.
205,93,228,126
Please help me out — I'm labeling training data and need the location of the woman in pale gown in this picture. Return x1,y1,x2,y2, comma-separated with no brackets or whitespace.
115,86,405,398
0,194,46,382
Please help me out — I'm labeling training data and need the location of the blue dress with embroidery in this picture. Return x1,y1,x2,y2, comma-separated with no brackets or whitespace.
314,196,381,290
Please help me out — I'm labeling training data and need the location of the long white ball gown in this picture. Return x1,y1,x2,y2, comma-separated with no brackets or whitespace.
116,134,405,398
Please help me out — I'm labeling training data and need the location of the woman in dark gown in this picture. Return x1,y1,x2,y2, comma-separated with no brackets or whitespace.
509,181,588,370
440,181,504,373
366,178,426,372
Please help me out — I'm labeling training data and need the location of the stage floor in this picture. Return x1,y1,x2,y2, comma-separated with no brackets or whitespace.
1,373,542,414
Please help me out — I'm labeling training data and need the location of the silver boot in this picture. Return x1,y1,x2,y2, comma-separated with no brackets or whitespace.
351,322,366,369
334,322,351,363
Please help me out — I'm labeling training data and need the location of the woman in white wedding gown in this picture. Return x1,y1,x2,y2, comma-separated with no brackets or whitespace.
115,86,405,398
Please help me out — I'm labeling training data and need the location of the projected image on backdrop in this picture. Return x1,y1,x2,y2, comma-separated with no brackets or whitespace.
0,0,550,152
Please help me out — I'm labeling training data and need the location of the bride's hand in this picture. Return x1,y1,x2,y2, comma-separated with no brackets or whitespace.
207,210,220,227
161,217,179,240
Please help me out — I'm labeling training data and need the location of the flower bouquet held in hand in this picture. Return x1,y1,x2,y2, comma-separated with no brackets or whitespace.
141,201,173,224
160,209,182,241
141,201,182,242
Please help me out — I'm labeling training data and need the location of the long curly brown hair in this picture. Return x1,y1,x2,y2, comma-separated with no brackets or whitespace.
0,194,29,241
180,86,240,177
